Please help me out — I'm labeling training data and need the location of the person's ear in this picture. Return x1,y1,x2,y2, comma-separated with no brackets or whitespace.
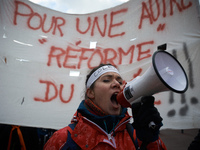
86,88,95,99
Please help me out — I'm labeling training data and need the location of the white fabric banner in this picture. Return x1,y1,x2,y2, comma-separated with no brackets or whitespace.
0,0,200,129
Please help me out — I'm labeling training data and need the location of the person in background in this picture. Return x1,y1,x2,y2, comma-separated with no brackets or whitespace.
44,64,167,150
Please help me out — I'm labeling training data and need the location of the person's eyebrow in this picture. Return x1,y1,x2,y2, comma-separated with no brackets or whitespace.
117,76,123,80
102,74,123,80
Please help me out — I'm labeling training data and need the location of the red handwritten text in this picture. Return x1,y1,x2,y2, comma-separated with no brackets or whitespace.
47,40,154,69
76,8,128,38
138,0,192,29
34,80,74,103
14,1,65,37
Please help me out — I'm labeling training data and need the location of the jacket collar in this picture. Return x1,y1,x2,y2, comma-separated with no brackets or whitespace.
77,100,129,134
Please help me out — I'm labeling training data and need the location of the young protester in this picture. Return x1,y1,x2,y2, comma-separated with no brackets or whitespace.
44,64,167,150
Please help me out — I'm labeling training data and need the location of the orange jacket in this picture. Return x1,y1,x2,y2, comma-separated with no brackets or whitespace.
44,112,167,150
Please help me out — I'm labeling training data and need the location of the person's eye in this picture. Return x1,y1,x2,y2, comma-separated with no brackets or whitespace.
117,80,123,85
103,79,110,83
118,81,123,85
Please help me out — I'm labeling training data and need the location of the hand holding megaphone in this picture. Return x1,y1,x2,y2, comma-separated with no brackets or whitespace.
131,96,163,143
117,50,188,108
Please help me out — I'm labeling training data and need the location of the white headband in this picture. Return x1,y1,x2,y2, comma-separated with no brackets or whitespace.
86,65,120,88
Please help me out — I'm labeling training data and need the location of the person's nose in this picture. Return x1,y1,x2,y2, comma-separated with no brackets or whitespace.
111,79,121,89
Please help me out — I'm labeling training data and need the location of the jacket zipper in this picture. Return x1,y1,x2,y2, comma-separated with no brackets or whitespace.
83,117,131,140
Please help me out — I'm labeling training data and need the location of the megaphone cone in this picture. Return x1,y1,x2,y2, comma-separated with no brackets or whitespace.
117,51,188,108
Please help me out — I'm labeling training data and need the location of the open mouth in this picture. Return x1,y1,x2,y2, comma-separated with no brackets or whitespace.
111,93,119,106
